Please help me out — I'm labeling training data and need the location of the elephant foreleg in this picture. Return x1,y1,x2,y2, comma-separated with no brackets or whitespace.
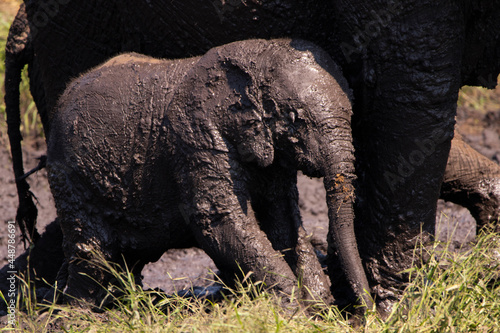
336,1,465,307
250,167,333,305
178,153,301,303
441,131,500,232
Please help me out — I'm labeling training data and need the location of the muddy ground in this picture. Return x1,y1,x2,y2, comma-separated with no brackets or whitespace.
1,98,499,295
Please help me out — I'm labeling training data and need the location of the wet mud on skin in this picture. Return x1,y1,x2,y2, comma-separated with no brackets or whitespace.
0,104,498,294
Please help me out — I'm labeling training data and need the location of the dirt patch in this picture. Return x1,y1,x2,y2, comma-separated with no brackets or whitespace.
0,139,56,268
0,102,499,293
0,0,20,19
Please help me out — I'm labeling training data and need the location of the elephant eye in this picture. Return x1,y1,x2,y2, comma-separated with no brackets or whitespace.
247,119,259,126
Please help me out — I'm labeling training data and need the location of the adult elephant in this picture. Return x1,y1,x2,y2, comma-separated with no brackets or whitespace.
6,0,500,309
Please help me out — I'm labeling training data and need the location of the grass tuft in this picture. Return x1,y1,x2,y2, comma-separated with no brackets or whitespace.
2,231,498,332
378,231,500,332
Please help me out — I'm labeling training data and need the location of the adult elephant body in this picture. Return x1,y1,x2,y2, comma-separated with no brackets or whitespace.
13,0,500,307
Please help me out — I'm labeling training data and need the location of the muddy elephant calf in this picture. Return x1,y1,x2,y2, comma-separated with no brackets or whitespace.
47,38,371,308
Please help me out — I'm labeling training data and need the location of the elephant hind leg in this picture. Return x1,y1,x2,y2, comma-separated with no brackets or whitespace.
59,216,120,307
63,252,114,307
63,244,151,308
441,131,500,232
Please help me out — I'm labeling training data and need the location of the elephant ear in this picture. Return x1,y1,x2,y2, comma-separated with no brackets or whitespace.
166,48,275,167
222,60,275,167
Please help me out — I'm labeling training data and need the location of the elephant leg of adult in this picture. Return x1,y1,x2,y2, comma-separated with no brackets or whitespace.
341,3,464,307
441,131,500,232
19,219,64,286
42,259,68,306
251,168,333,305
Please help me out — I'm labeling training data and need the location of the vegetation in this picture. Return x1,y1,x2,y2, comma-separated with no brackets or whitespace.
2,231,498,332
459,84,500,114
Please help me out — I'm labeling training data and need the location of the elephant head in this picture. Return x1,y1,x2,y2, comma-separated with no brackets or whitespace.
169,39,372,308
262,39,373,309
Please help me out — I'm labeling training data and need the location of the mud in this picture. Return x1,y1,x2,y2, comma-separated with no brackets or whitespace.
0,103,499,294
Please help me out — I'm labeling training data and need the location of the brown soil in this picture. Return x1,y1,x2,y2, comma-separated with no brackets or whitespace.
0,139,57,268
0,0,20,19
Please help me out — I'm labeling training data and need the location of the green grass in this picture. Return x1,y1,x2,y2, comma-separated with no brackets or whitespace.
381,231,500,332
3,231,498,332
459,82,500,114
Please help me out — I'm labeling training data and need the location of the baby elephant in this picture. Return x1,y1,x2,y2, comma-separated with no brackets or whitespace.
47,38,371,309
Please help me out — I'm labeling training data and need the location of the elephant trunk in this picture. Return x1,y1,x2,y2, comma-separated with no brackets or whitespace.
320,123,373,310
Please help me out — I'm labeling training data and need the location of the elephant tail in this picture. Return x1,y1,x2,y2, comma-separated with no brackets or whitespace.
4,4,40,245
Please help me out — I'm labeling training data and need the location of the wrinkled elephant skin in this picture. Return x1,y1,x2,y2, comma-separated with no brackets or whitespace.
46,39,369,308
